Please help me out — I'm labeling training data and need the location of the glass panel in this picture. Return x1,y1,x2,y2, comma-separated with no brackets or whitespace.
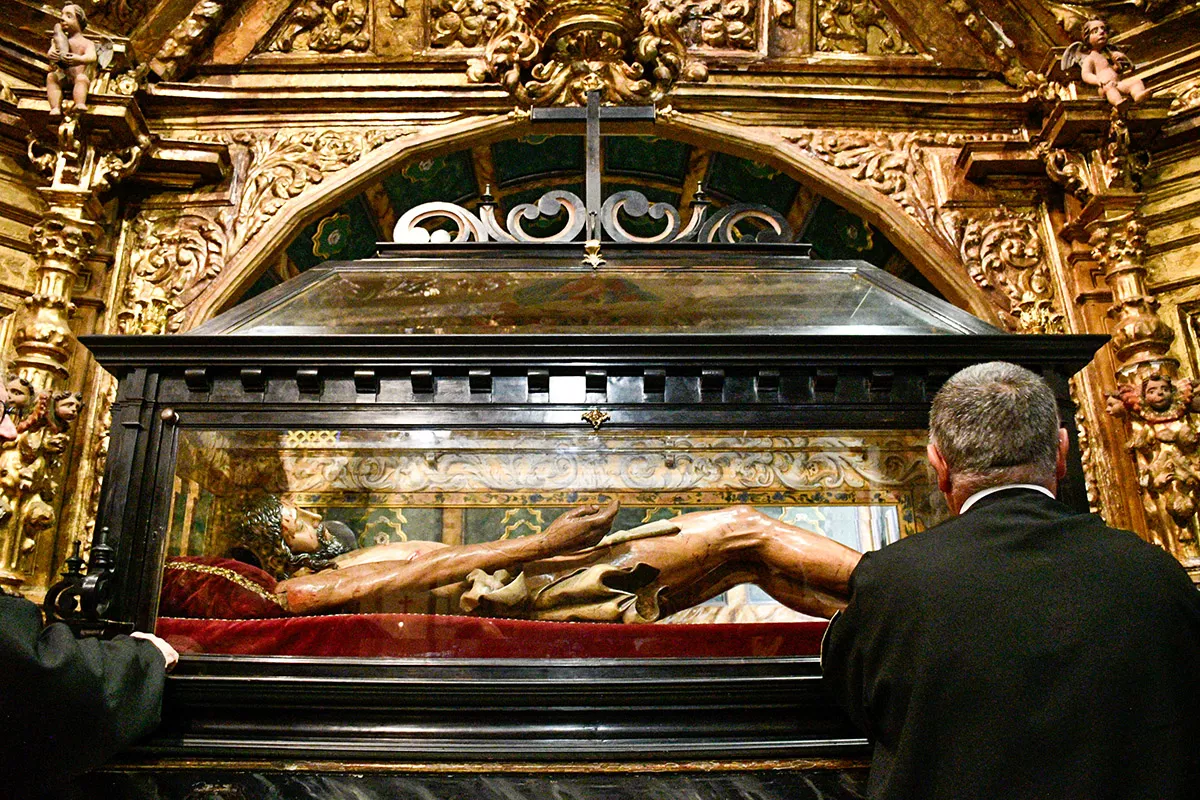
224,267,973,336
158,428,943,658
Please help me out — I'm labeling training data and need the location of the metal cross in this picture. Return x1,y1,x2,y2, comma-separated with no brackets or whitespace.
530,91,656,239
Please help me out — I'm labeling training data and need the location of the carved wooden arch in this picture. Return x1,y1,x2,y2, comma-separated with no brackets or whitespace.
182,112,1000,328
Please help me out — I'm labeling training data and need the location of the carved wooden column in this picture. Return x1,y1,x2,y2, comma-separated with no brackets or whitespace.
0,89,149,591
17,195,102,386
1038,97,1200,575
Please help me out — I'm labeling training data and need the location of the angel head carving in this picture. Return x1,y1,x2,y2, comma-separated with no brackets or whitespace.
1109,373,1200,423
1060,17,1149,107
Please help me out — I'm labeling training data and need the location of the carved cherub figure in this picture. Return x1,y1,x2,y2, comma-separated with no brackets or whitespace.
3,376,36,426
1109,373,1200,559
1061,18,1149,107
45,4,97,114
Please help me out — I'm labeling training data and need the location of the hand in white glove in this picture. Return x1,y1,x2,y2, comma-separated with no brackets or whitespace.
130,631,180,672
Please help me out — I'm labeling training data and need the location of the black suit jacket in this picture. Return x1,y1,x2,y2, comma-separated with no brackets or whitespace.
822,488,1200,800
0,595,166,795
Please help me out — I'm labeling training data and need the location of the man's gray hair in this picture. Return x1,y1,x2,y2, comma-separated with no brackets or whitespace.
929,361,1061,491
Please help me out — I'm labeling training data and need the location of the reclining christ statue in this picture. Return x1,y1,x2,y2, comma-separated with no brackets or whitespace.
274,501,862,622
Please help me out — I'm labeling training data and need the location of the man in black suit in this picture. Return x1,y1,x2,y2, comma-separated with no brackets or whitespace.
821,361,1200,800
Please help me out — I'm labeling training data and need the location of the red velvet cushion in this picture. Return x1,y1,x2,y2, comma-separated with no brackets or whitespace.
156,614,828,658
160,556,292,619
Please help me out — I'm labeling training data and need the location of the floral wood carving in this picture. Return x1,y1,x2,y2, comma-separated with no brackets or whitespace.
149,0,237,81
1032,141,1092,200
227,128,406,253
429,0,505,48
86,0,157,35
1108,374,1200,562
815,0,915,55
786,129,952,246
120,214,226,335
264,0,371,53
463,0,708,106
946,207,1065,334
682,0,758,50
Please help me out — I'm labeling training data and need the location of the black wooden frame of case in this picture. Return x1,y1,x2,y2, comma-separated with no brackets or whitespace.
81,331,1106,764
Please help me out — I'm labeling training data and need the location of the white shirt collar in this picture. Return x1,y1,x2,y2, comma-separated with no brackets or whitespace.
958,484,1055,515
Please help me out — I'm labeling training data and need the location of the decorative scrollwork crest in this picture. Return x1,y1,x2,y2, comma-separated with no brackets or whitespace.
946,207,1065,334
93,137,150,194
392,188,793,244
1032,141,1091,200
463,0,708,106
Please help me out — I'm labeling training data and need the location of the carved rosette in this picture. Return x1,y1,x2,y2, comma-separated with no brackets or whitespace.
120,214,227,335
947,208,1065,334
1087,216,1174,368
463,0,708,106
1108,376,1200,562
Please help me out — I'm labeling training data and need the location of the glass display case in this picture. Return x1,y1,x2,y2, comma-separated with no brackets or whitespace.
76,243,1105,772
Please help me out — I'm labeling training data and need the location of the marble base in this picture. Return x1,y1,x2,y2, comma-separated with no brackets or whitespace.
79,768,870,800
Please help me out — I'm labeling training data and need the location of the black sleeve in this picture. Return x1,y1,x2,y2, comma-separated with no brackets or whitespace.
0,596,166,790
820,551,878,737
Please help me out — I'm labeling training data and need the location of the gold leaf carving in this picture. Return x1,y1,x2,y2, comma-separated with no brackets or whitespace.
1032,141,1091,200
815,0,916,55
263,0,371,54
946,207,1065,334
0,387,84,586
228,128,405,254
684,0,759,50
1109,375,1200,561
1088,216,1174,365
464,0,708,106
151,0,235,82
429,0,505,48
121,214,226,335
786,129,948,245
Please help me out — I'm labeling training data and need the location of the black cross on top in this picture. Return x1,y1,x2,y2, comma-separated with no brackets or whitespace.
530,91,656,239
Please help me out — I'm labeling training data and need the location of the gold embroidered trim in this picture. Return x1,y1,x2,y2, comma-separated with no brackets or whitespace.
166,561,284,606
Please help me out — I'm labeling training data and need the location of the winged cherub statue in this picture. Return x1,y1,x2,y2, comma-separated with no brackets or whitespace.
1061,18,1149,107
45,4,97,114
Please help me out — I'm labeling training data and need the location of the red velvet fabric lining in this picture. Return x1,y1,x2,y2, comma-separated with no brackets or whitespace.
157,614,828,658
159,556,291,620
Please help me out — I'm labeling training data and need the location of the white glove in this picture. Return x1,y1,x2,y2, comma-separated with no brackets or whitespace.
130,631,180,672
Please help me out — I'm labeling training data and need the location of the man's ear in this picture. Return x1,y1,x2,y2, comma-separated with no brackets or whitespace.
927,443,952,494
1055,428,1070,481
